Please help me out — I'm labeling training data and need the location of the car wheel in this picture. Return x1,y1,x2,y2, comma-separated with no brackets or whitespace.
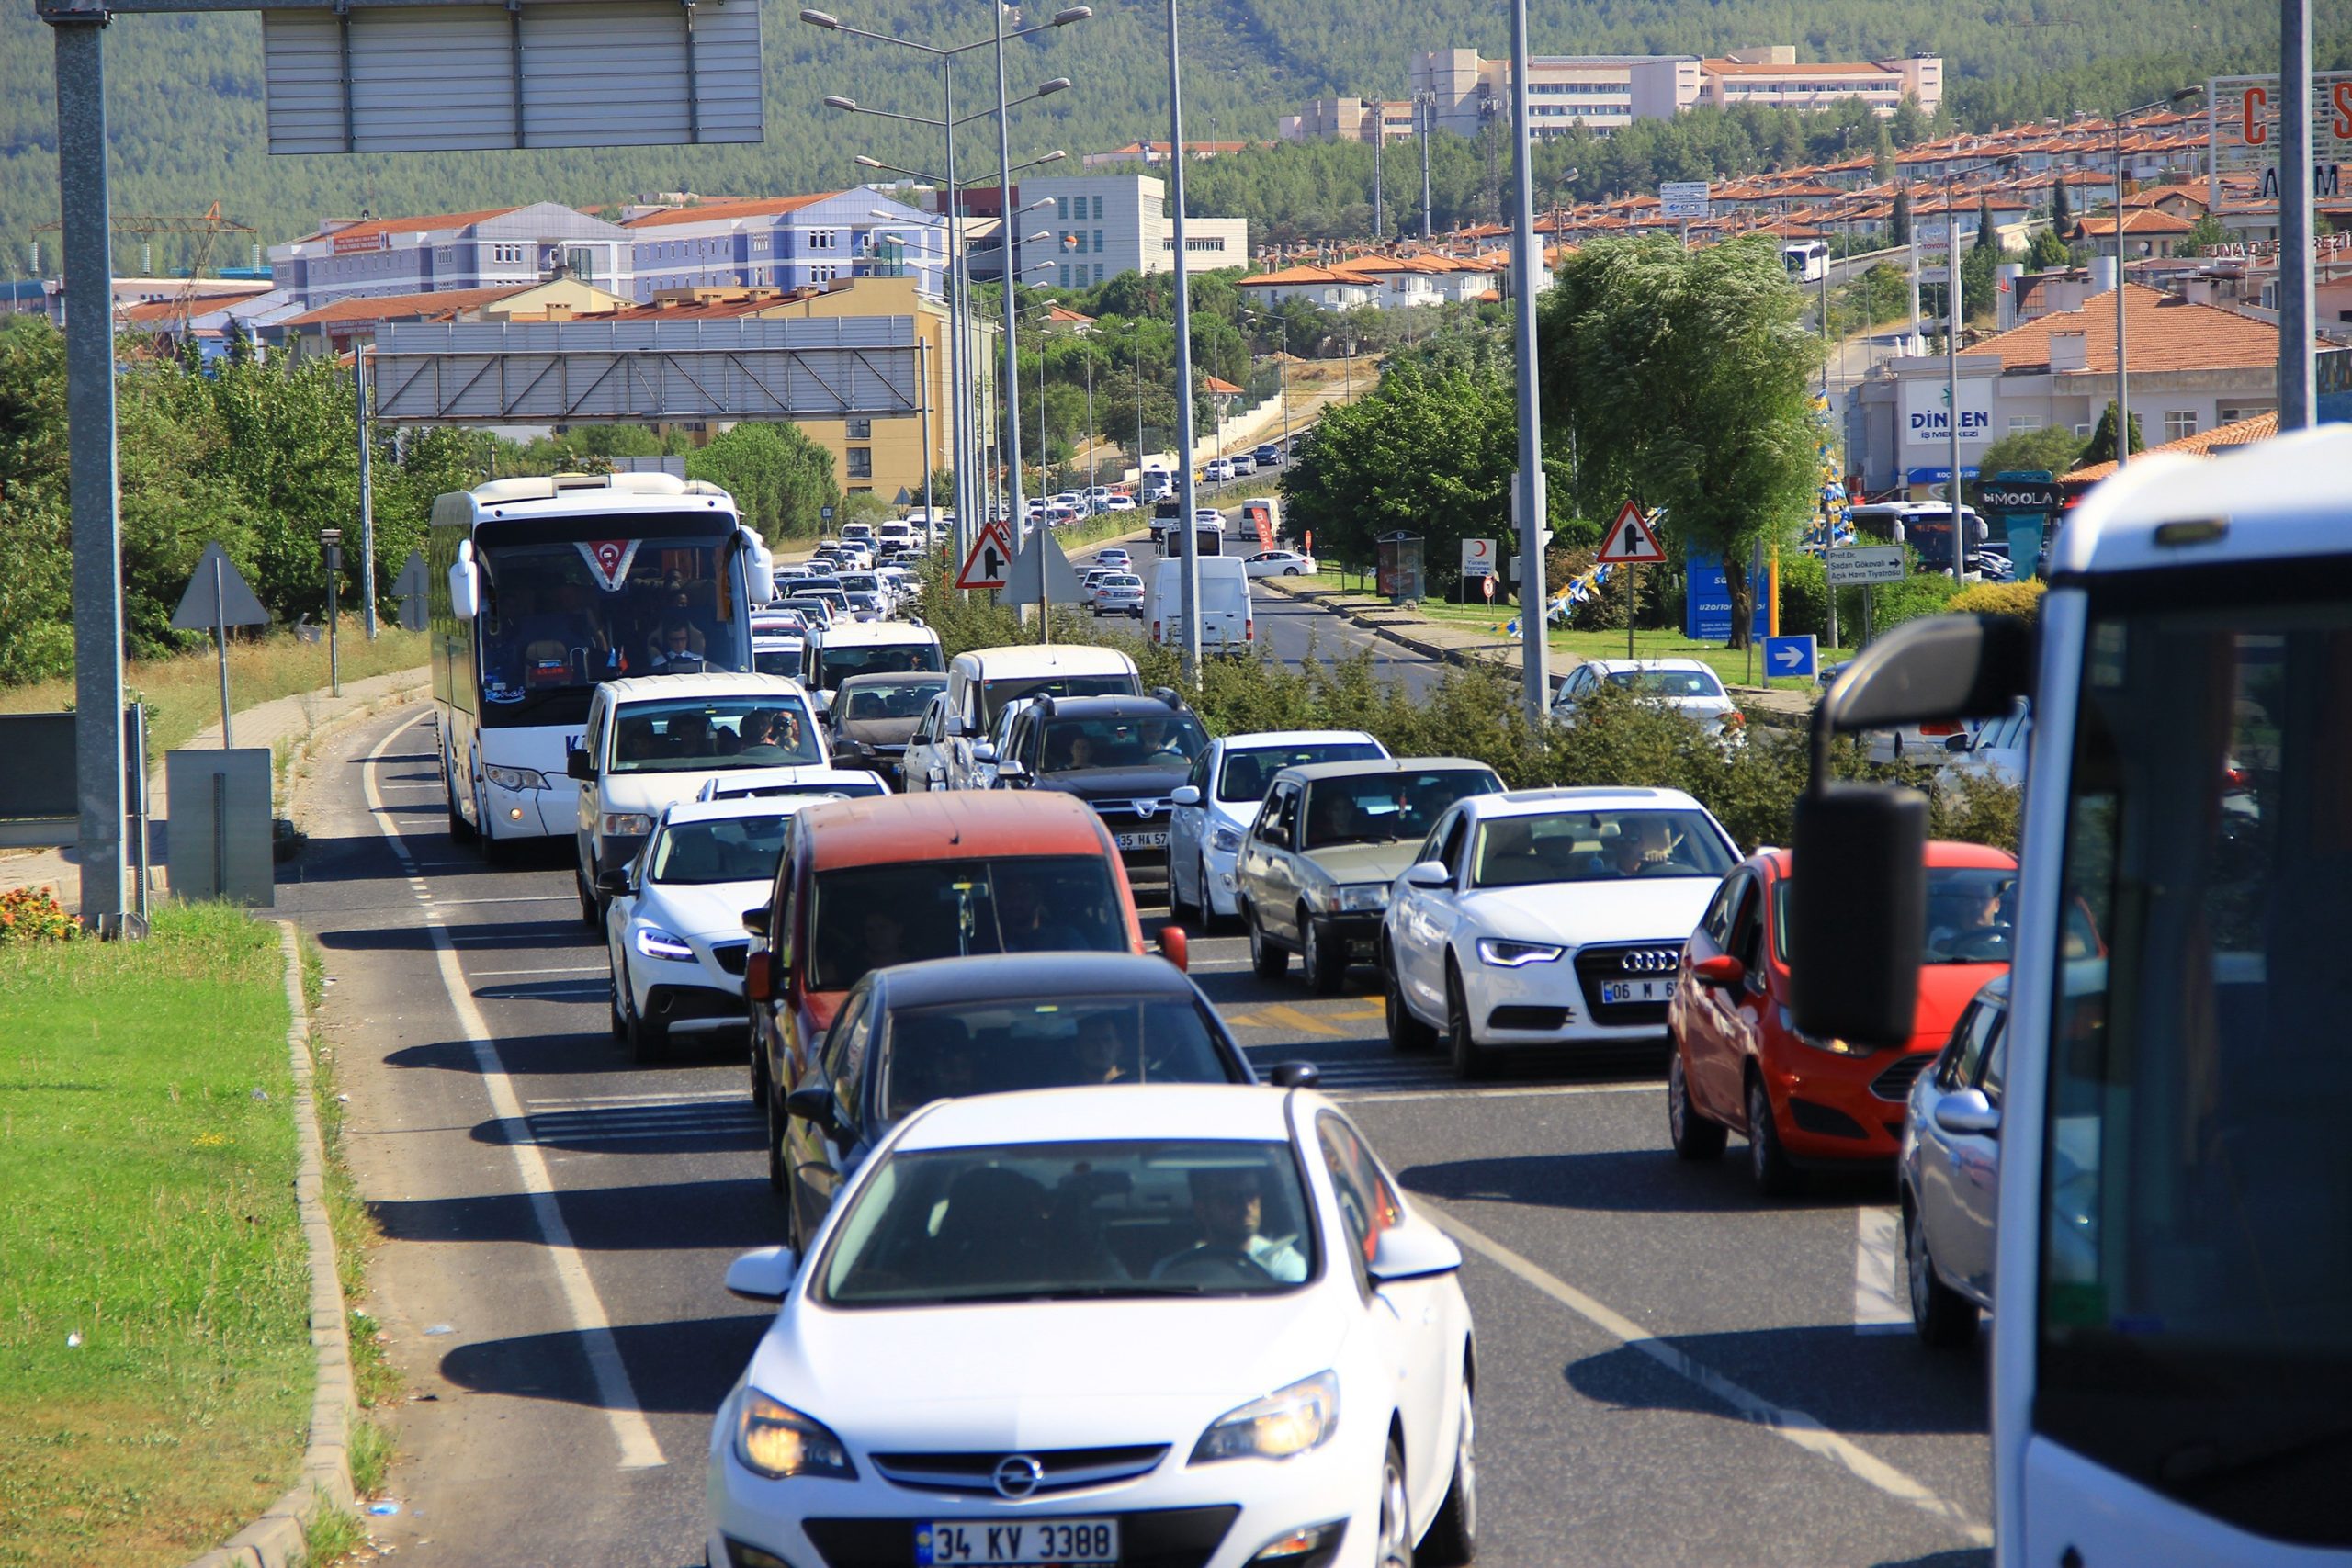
1420,1378,1478,1565
445,761,475,844
1447,965,1489,1081
1302,912,1348,995
1746,1074,1798,1197
577,865,601,931
1667,1048,1726,1161
1248,905,1288,980
1374,1438,1412,1568
628,997,668,1065
748,1023,768,1108
765,1088,789,1198
1283,567,1301,576
607,965,628,1041
1384,947,1437,1053
1906,1201,1979,1348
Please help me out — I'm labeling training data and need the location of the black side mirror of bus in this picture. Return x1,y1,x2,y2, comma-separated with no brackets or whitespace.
566,750,595,782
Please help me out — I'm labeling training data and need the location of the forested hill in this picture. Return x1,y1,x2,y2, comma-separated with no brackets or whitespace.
0,0,2337,267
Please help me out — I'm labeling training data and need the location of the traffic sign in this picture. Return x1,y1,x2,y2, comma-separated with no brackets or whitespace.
1460,537,1497,578
1481,574,1496,604
820,504,834,522
1001,527,1082,609
391,548,431,632
1824,546,1906,587
956,521,1016,591
1596,502,1667,566
1762,635,1818,680
171,542,270,632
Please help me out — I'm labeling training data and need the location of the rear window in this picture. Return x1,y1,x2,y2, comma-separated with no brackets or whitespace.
806,855,1128,991
1216,742,1383,804
649,815,790,886
1605,668,1725,700
980,671,1139,726
813,641,945,688
879,995,1238,1119
1300,769,1500,850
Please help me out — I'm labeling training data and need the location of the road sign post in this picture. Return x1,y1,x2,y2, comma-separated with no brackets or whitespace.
1459,536,1496,604
172,543,272,750
956,520,1016,592
1761,634,1817,682
1596,500,1668,660
1001,528,1082,644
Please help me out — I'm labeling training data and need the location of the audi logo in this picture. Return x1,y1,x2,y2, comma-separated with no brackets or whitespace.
1620,948,1679,974
993,1455,1046,1499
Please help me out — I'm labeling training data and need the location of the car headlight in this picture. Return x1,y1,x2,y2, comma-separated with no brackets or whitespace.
1335,884,1388,913
632,925,695,960
1477,938,1565,967
1210,825,1243,854
1190,1371,1340,1464
483,764,549,792
735,1389,856,1480
1778,1005,1873,1055
602,812,655,838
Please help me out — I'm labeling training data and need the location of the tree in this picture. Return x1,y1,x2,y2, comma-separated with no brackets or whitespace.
2174,213,2228,257
1889,93,1932,148
2050,178,2075,240
2027,225,2073,270
684,423,838,541
1540,237,1818,650
2079,400,2145,467
1889,186,1912,248
1973,195,2001,256
1973,425,2086,486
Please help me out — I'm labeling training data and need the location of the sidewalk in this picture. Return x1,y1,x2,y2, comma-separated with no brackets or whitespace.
1,666,430,912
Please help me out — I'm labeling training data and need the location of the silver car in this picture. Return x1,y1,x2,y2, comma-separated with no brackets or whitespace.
1089,572,1145,617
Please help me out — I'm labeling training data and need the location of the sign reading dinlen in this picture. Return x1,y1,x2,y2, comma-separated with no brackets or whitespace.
263,0,763,154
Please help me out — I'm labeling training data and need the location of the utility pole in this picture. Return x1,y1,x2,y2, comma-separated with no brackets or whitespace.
1507,0,1547,723
356,343,378,637
1906,184,1922,355
1368,102,1385,242
1418,90,1434,240
2278,0,2316,428
990,1,1026,544
1947,183,1963,519
1164,0,1203,676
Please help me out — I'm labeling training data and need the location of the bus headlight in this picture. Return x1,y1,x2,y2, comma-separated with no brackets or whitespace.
483,764,549,792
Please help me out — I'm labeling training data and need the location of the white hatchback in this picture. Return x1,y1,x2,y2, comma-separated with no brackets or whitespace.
708,1084,1476,1568
602,799,795,1062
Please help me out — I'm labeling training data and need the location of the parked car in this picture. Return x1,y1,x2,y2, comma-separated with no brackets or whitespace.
774,952,1298,1247
1169,730,1388,931
1243,549,1317,578
1665,840,2019,1194
1089,572,1145,617
1551,658,1743,741
707,1085,1477,1568
1236,759,1506,993
1381,787,1741,1079
603,799,796,1062
983,691,1208,891
822,671,946,788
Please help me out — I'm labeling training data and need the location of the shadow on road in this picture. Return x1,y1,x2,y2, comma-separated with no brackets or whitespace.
1400,1147,1893,1214
1562,1323,1987,1438
437,1314,769,1416
373,1178,782,1254
469,1100,765,1156
386,1029,749,1077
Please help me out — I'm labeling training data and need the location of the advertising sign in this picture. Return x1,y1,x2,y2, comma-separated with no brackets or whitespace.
1658,181,1712,220
1376,533,1424,604
2208,73,2352,213
1900,378,1994,451
1683,560,1770,642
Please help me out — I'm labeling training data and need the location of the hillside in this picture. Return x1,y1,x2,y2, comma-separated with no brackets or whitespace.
0,0,2336,268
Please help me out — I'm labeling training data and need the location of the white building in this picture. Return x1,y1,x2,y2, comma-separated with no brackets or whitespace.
980,174,1249,288
269,202,638,309
1409,44,1942,140
620,189,945,301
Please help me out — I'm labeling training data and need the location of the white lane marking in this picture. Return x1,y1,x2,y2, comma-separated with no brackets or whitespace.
363,717,667,1472
1855,1206,1910,1335
529,1090,748,1108
1425,1203,1992,1548
473,965,610,978
1341,1081,1658,1104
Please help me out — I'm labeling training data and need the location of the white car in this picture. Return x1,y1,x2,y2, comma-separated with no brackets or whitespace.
1243,550,1317,579
1168,730,1388,928
603,799,796,1062
1203,457,1237,483
1938,697,2030,791
1381,786,1740,1078
1090,573,1145,616
1229,453,1257,476
1550,658,1743,740
1103,492,1137,513
1095,548,1134,571
707,1084,1477,1568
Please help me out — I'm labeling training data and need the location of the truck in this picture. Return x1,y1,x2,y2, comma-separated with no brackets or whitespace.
1792,426,2352,1568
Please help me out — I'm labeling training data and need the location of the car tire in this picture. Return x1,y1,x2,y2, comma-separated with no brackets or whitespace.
1385,947,1436,1053
1906,1201,1979,1348
1667,1048,1727,1161
1302,912,1348,995
1447,965,1490,1081
1283,567,1301,576
1247,905,1288,980
1374,1438,1413,1568
607,966,628,1041
765,1089,789,1198
1169,854,1200,927
1746,1074,1799,1197
445,765,475,845
628,998,668,1065
1420,1377,1478,1566
577,865,601,931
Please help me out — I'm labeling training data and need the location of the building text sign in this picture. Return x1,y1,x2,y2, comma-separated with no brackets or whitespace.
2207,73,2352,214
1899,378,1994,451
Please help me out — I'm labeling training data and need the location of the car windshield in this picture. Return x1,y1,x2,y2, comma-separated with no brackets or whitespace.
1604,668,1725,699
812,641,944,689
806,855,1128,991
752,645,804,680
1471,807,1735,887
783,598,833,626
836,676,945,724
1216,742,1383,804
818,1139,1317,1305
1302,769,1498,850
608,696,823,773
979,672,1138,727
878,996,1237,1120
647,814,789,886
1037,714,1207,774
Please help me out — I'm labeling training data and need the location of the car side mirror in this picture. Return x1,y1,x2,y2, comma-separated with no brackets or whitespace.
447,547,480,621
1268,1060,1319,1089
995,761,1027,786
742,905,771,938
595,867,632,897
1932,1088,2002,1138
1170,785,1202,807
1366,1223,1462,1285
943,716,966,738
1402,861,1451,890
1945,732,1974,753
785,1084,842,1134
566,750,595,782
1157,925,1190,972
971,742,998,764
1690,953,1745,988
723,1245,798,1303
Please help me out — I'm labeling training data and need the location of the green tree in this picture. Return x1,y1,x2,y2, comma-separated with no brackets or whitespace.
1540,237,1819,649
685,423,838,541
1890,186,1912,248
2174,213,2228,256
2027,225,2074,269
1973,425,2086,486
2050,178,2075,239
2080,400,2146,466
1889,93,1933,148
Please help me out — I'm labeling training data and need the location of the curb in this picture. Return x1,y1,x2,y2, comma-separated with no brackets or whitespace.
183,924,356,1568
1259,576,1520,673
277,673,430,837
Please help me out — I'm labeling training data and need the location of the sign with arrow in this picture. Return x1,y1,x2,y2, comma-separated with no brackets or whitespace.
392,549,431,632
1762,634,1818,681
956,520,1017,592
1596,501,1668,566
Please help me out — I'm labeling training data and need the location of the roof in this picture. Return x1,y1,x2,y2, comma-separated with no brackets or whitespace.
1701,59,1901,76
662,794,842,828
1470,785,1705,818
118,290,264,325
622,194,837,229
1215,729,1381,754
1582,657,1718,674
949,645,1138,679
281,284,527,329
897,1083,1296,1152
1969,284,2279,375
2064,410,2278,483
812,621,943,647
1273,757,1497,784
2075,209,2196,236
836,670,945,690
873,951,1196,1009
792,790,1115,871
301,207,517,245
600,671,811,706
1032,694,1191,720
1202,375,1245,395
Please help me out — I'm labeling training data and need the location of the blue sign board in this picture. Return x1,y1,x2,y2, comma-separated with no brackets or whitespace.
1761,635,1818,681
1905,465,1980,487
1684,561,1770,642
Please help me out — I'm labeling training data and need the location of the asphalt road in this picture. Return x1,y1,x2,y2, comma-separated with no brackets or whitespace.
285,592,1991,1568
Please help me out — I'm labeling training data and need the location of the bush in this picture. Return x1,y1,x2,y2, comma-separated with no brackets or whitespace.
1861,572,1965,634
0,886,77,943
1947,579,2046,622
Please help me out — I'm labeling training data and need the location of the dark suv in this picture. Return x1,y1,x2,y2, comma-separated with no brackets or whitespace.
985,691,1208,890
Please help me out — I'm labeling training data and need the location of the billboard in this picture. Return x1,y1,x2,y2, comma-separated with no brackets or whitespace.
2207,73,2352,213
1899,378,1994,451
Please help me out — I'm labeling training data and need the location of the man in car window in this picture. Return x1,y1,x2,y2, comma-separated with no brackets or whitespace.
994,871,1087,953
1602,817,1670,877
1074,1013,1137,1084
1153,1168,1307,1284
650,619,707,671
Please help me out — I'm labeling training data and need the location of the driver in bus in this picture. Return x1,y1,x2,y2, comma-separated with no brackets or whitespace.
650,619,707,672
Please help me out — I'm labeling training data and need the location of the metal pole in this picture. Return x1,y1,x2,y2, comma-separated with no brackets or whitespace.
1906,186,1921,355
990,5,1026,547
1948,184,1963,516
1419,94,1433,241
1035,295,1047,499
2112,116,2130,467
214,558,232,749
1165,0,1203,677
942,55,971,567
357,342,378,637
1371,107,1384,242
1507,0,1547,723
326,553,341,696
1085,350,1095,500
51,14,126,925
918,335,933,531
2278,0,2316,429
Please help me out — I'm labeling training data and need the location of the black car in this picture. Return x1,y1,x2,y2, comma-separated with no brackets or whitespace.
1252,443,1283,468
981,691,1208,889
775,952,1315,1247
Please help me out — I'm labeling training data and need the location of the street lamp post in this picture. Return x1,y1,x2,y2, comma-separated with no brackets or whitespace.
2105,87,2203,468
1164,0,1203,677
1363,98,1385,242
1415,89,1437,241
1507,0,1546,722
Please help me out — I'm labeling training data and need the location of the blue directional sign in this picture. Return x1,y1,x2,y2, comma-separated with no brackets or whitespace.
1762,635,1818,681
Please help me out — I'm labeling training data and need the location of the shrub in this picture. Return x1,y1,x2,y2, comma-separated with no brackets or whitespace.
1947,579,2046,622
1860,572,1964,634
0,886,78,943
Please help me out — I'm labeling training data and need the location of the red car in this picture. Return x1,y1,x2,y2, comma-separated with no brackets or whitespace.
1665,841,2018,1194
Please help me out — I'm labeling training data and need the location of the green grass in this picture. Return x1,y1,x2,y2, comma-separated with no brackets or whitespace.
1404,603,1850,694
0,905,311,1568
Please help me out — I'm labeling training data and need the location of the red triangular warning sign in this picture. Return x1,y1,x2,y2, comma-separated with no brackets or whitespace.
956,521,1018,591
1595,501,1667,566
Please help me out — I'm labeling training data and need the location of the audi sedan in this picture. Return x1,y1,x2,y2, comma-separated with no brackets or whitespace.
709,1084,1477,1568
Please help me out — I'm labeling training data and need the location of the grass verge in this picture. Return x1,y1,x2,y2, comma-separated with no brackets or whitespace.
1405,603,1849,693
0,905,311,1568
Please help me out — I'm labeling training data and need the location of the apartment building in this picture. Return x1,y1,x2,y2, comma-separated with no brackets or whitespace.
1407,45,1941,140
268,201,639,309
621,189,944,301
965,174,1249,289
1280,98,1419,144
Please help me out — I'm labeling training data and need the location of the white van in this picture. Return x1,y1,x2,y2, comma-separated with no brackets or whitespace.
804,620,945,707
904,644,1142,793
1143,557,1253,653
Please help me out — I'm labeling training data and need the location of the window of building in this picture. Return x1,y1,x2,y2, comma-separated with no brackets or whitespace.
1094,263,1105,283
2009,416,2041,434
1059,265,1071,288
845,448,873,479
1057,197,1070,220
1093,229,1103,254
846,418,872,439
2164,410,2199,442
1091,195,1104,219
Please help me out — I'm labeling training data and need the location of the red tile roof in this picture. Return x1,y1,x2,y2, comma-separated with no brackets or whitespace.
1973,284,2278,374
624,194,837,229
2065,410,2277,482
281,285,527,328
301,208,517,244
2076,209,2196,235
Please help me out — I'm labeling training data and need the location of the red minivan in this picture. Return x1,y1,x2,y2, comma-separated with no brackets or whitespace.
1665,841,2017,1194
741,791,1182,1193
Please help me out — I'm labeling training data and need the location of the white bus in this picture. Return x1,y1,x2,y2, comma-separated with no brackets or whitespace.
1782,239,1828,283
428,471,775,854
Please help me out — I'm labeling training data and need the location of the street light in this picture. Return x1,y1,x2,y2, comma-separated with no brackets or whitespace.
2105,86,2202,469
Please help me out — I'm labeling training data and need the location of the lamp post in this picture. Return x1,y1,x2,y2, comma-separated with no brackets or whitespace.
1414,89,1438,240
1362,98,1385,241
1507,0,1546,722
1164,0,1203,678
2104,87,2203,468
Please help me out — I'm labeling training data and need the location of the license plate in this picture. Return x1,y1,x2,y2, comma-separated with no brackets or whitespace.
1114,831,1169,851
1601,978,1676,1004
916,1518,1118,1566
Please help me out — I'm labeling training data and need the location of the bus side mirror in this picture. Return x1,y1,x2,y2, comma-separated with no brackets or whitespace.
566,750,595,781
448,544,480,621
742,528,777,604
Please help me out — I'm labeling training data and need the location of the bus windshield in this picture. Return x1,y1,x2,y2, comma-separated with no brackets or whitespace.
2041,584,2352,1549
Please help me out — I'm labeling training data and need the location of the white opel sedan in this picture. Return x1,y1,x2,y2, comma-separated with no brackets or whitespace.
708,1085,1476,1568
1380,787,1739,1078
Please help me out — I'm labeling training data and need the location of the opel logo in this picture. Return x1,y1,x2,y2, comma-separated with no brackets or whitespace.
1623,948,1679,974
992,1455,1046,1499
